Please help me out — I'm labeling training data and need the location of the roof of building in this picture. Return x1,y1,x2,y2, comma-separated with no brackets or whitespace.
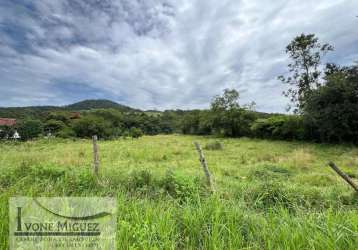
0,118,17,126
69,112,81,119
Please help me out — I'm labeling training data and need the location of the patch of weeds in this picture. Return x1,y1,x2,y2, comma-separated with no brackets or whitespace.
247,181,300,210
249,164,292,181
127,169,155,192
240,155,248,164
290,149,314,169
337,192,358,206
244,181,351,210
204,141,223,151
172,150,182,155
61,170,99,195
257,154,275,162
160,170,204,202
32,166,65,181
0,163,65,188
300,187,331,209
299,174,336,187
328,188,358,207
222,169,236,177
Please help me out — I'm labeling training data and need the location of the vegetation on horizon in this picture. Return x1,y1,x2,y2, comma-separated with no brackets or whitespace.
1,33,357,144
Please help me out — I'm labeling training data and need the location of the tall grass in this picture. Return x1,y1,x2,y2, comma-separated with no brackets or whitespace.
0,135,357,249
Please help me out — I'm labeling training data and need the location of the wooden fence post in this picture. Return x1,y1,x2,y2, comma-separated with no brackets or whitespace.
328,162,358,193
194,142,215,192
92,135,99,176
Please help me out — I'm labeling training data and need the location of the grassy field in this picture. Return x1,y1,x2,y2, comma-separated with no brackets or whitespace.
0,135,358,249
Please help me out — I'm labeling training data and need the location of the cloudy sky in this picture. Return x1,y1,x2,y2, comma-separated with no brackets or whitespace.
0,0,357,112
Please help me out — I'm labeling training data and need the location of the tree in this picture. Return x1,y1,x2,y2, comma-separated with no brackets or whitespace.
72,115,112,139
278,34,333,113
250,115,305,140
0,126,15,139
44,120,66,135
129,127,143,139
17,120,43,140
181,110,212,135
211,89,240,112
210,89,255,137
304,64,358,143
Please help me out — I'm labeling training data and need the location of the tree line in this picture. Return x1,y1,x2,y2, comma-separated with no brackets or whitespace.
0,34,357,144
182,34,358,144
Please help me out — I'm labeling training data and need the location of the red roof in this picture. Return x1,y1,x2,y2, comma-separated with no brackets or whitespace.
69,112,80,119
0,118,17,126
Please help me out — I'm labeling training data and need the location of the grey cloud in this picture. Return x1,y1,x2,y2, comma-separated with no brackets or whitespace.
0,0,357,112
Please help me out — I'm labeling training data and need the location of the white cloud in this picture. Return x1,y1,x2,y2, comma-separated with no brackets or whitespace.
0,0,357,112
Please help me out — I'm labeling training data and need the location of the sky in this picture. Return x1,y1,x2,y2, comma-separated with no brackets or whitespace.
0,0,357,112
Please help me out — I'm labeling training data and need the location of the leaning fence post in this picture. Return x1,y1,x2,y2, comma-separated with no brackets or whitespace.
328,162,358,193
92,135,99,176
194,142,215,193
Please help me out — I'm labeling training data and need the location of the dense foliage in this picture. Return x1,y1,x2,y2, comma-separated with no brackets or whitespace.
251,115,305,141
17,120,43,140
304,64,358,143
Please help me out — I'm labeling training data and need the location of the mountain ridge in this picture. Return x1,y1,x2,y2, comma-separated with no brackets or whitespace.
0,99,140,119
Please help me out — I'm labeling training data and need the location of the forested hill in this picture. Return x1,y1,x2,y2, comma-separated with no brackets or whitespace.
0,99,139,119
65,99,138,112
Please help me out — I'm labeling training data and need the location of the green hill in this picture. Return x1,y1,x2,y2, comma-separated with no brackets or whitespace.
0,99,140,119
65,99,138,112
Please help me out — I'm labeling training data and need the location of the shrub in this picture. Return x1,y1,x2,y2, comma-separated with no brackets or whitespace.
127,169,154,191
204,141,223,150
44,120,66,135
72,115,113,139
251,115,305,140
160,170,202,201
247,181,301,210
0,126,15,139
56,127,76,138
248,164,292,181
304,67,358,143
129,127,143,139
17,119,43,140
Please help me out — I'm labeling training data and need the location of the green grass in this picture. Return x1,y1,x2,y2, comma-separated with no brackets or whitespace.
0,135,358,249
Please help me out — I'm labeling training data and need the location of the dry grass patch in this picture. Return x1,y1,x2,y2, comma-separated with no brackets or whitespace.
279,148,314,169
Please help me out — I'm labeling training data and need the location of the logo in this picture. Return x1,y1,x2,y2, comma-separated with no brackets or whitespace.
9,197,116,249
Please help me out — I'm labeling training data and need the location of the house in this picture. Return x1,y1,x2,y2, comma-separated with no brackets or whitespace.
12,131,20,139
0,118,17,126
0,118,20,140
69,112,81,119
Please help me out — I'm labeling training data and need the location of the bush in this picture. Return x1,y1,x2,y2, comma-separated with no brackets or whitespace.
0,126,15,139
44,120,66,135
127,169,154,191
160,170,202,201
72,115,113,139
251,115,305,140
204,141,223,150
246,181,301,210
248,164,293,181
56,127,76,138
129,127,143,139
304,67,358,143
17,119,43,140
